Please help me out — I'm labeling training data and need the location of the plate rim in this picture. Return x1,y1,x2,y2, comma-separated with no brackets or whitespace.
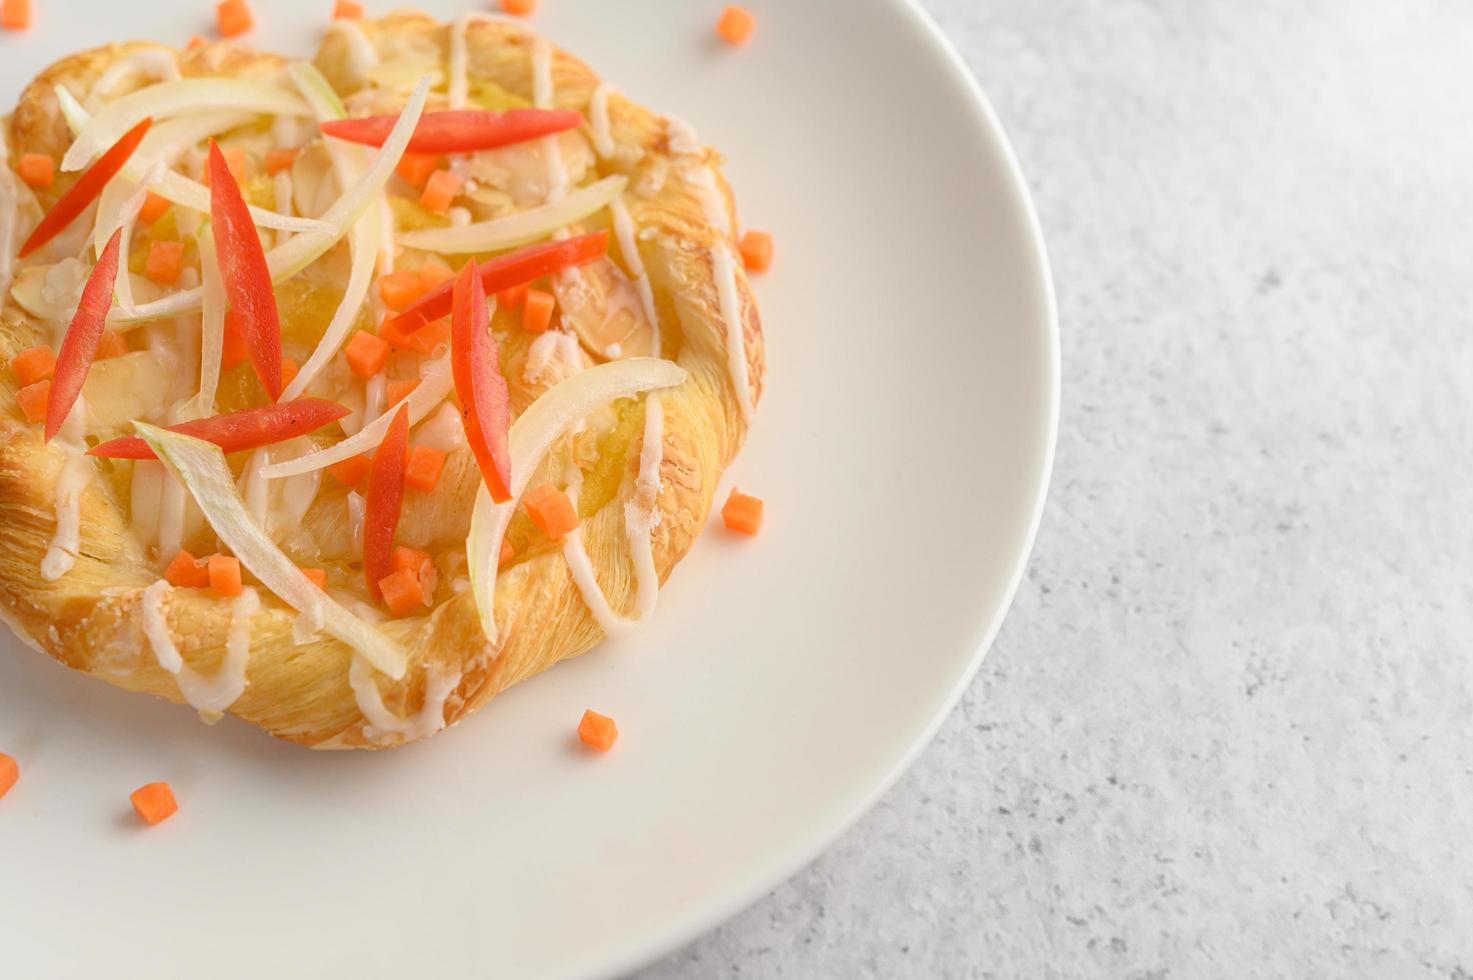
582,2,1062,976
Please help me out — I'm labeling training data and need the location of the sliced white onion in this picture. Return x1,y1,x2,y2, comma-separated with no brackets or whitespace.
397,175,627,255
260,353,453,479
114,76,430,324
62,78,309,172
137,422,407,679
190,223,225,417
281,63,381,401
466,358,687,643
56,88,330,238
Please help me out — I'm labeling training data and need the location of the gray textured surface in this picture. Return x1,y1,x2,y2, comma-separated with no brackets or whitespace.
638,0,1473,976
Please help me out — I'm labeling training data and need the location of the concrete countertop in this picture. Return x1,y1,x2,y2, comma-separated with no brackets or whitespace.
641,0,1473,975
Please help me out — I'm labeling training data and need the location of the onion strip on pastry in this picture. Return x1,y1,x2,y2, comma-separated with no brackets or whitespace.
281,63,383,401
396,174,626,255
466,358,688,644
54,93,331,243
62,78,310,172
113,76,431,324
136,423,408,679
260,353,453,478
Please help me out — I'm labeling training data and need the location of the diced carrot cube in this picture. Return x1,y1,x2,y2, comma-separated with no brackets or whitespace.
164,549,211,589
130,782,178,825
377,269,427,311
403,445,446,492
389,545,437,596
221,311,248,371
0,0,29,30
523,482,579,540
93,329,128,361
385,378,419,406
207,554,243,598
186,35,207,50
389,545,430,575
721,488,763,535
216,0,253,38
418,169,463,214
299,566,328,590
200,146,248,187
500,0,535,15
716,4,754,44
280,357,300,390
1,0,30,31
497,281,529,309
377,314,422,352
394,152,440,189
327,454,371,486
344,331,389,378
377,566,424,617
522,288,555,334
332,0,363,19
138,191,172,224
417,264,455,292
264,147,298,175
16,379,49,423
410,318,451,355
16,152,52,188
145,240,185,285
577,709,618,751
11,345,56,386
738,230,773,272
0,752,19,799
498,538,516,567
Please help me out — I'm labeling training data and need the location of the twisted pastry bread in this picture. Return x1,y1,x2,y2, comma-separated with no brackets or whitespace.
0,11,763,748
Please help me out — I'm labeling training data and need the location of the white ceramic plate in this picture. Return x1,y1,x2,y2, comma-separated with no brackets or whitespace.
0,1,1056,976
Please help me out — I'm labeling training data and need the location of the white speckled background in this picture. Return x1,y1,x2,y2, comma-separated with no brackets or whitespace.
640,0,1473,975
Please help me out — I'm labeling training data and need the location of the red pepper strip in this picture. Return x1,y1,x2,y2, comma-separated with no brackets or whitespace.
20,117,152,259
320,108,583,155
45,228,123,441
389,231,609,332
450,261,512,503
363,403,410,601
208,140,283,401
87,398,350,460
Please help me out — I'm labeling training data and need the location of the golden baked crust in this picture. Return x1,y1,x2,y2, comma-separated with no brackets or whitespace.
0,13,763,748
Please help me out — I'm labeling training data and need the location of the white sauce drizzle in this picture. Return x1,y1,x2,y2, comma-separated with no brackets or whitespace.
686,164,729,236
87,50,181,110
413,401,466,451
560,392,664,635
532,38,569,203
348,654,461,743
608,194,659,349
711,243,753,424
589,84,615,159
664,114,703,157
326,19,381,87
41,397,91,581
141,580,259,722
448,12,522,110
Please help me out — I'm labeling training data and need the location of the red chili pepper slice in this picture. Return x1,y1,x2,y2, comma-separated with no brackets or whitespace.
20,117,152,259
450,261,512,503
87,398,350,460
363,403,410,600
208,140,283,401
320,108,583,155
45,227,123,441
389,231,609,332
